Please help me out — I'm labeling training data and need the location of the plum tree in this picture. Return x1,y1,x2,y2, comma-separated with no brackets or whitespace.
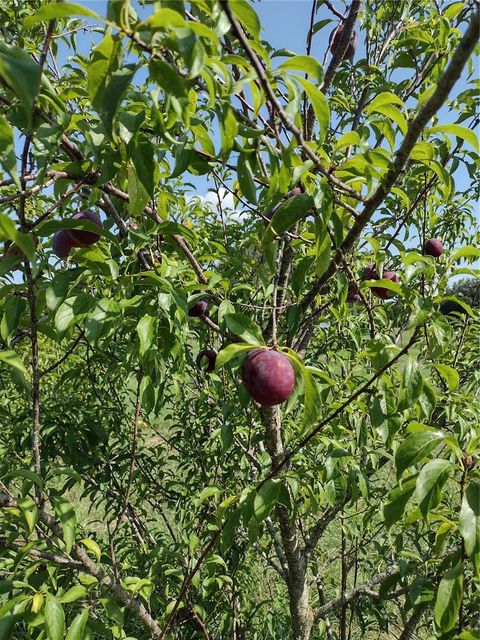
0,3,478,640
241,349,295,406
424,237,444,257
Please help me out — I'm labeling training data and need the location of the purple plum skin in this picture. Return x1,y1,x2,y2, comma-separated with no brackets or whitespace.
241,349,295,406
53,230,75,259
67,211,102,247
329,25,358,60
424,238,444,258
371,271,400,300
346,282,361,303
188,300,208,317
196,349,217,373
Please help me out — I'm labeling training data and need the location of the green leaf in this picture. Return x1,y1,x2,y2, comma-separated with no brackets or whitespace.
85,298,120,346
237,153,257,204
398,357,424,411
65,609,89,640
278,55,324,83
264,194,314,243
302,366,322,430
459,481,480,577
4,468,43,489
0,615,17,640
230,0,261,39
140,375,156,414
80,538,101,562
99,66,136,135
428,124,479,152
45,593,65,640
314,222,331,278
296,77,330,145
383,475,417,527
366,92,404,113
215,343,259,370
225,314,264,345
18,497,38,534
0,350,28,376
0,214,35,261
0,42,41,115
281,348,320,430
128,135,155,214
61,585,87,604
434,564,464,632
144,8,186,29
149,59,187,98
55,294,95,335
254,480,280,522
1,297,27,345
24,2,101,27
87,34,122,111
415,459,452,519
369,104,408,135
395,430,444,479
175,27,205,78
219,103,238,157
0,115,19,188
450,246,480,262
434,363,459,392
137,315,156,357
52,496,76,554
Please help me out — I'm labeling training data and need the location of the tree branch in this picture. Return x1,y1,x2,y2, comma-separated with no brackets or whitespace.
220,0,365,203
322,2,362,94
301,5,480,311
0,493,164,638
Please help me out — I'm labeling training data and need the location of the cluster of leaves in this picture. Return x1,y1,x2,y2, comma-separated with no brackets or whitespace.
0,1,479,639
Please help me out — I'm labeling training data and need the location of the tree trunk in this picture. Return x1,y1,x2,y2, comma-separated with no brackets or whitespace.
261,406,313,640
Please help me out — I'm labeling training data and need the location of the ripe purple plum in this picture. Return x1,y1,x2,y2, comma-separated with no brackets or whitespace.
188,300,208,317
241,349,295,406
346,282,361,303
196,349,217,373
371,270,400,300
67,211,102,247
53,230,75,259
424,238,443,258
329,23,358,60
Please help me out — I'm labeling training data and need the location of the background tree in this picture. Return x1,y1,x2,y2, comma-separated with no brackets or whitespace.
0,1,479,639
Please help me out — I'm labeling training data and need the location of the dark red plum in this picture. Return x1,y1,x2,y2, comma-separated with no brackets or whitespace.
67,211,102,247
188,300,208,317
371,270,400,300
53,230,75,259
196,349,217,373
329,24,358,60
424,238,444,258
346,282,362,303
241,349,295,406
